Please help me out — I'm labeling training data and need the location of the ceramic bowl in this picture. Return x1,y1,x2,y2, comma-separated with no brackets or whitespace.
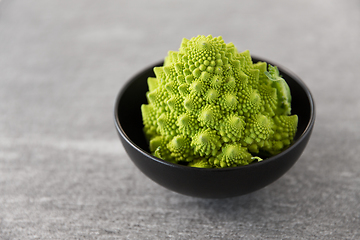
114,57,315,198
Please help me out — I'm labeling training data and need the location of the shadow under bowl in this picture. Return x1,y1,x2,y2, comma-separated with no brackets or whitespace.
114,57,315,198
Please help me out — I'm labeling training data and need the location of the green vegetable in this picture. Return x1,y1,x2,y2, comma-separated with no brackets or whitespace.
141,35,298,168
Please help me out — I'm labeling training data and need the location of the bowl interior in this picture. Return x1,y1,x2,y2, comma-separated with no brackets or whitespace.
116,58,313,158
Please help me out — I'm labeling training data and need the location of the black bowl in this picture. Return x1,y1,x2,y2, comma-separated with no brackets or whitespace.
114,57,315,198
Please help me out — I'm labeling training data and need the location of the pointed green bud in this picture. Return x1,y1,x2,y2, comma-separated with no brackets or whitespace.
147,77,158,92
206,89,219,102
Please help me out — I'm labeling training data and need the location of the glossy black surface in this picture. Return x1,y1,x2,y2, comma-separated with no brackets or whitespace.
114,57,315,198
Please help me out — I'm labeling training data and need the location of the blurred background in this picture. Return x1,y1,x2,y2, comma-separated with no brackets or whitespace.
0,0,359,239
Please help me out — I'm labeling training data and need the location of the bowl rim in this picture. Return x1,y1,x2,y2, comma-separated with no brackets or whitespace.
114,56,315,172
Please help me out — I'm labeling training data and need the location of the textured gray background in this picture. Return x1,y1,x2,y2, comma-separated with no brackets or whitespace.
0,0,359,239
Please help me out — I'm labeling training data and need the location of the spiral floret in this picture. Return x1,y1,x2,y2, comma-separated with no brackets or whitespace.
141,35,298,168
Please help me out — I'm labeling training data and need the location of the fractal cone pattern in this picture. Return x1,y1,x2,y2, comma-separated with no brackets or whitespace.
141,35,298,168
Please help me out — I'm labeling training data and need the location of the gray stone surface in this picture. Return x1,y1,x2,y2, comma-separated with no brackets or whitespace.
0,0,359,239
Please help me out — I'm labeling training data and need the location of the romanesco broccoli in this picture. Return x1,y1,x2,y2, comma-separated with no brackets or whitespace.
141,35,298,168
